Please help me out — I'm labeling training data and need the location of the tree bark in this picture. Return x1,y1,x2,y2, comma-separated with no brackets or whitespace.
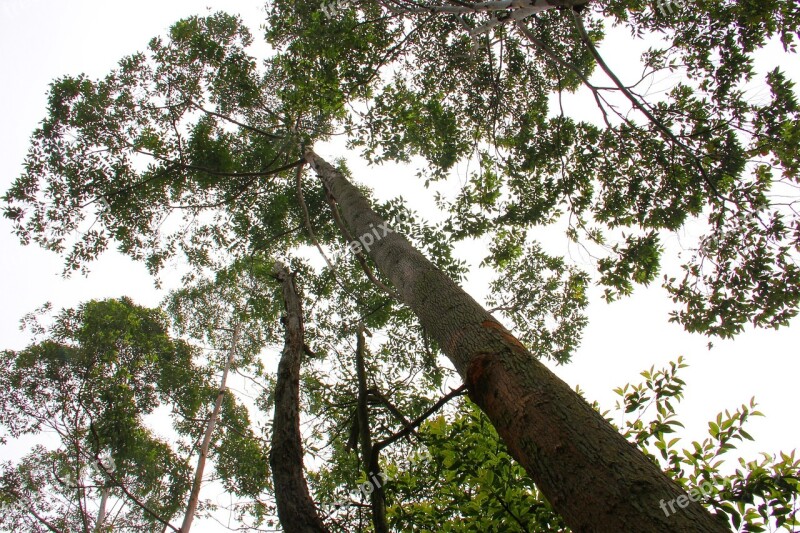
180,325,240,533
270,264,329,533
304,149,729,533
355,325,389,533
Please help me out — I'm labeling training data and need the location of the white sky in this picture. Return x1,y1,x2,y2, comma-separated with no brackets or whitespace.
0,0,798,529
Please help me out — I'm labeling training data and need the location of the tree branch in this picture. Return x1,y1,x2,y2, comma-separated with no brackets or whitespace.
569,10,730,204
374,385,467,452
189,100,286,139
355,325,389,533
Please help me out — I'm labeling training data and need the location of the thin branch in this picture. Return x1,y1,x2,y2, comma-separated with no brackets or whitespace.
493,487,531,532
189,101,285,139
515,20,614,128
134,145,303,179
367,389,419,439
86,424,179,533
374,385,467,452
26,504,67,533
383,0,552,15
295,164,340,274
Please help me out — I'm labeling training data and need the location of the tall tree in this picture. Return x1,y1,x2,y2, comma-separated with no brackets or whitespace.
271,263,329,532
265,0,800,336
166,257,279,527
304,149,726,530
0,295,276,532
180,324,241,533
386,358,800,531
3,4,799,530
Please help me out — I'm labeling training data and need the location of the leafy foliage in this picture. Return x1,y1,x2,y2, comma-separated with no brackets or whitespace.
0,298,272,531
263,0,800,337
0,299,202,530
612,358,800,532
375,359,799,532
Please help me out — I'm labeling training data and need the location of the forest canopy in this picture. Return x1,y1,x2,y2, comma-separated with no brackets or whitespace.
2,0,799,531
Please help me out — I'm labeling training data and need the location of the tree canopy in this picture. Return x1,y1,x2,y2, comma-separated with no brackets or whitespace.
6,3,800,339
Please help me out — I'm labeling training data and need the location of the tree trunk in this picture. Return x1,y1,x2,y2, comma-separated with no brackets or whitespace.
95,486,109,533
270,264,329,533
355,325,389,533
180,325,240,533
304,149,729,533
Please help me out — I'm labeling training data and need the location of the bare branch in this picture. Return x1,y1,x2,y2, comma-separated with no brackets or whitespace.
374,385,467,452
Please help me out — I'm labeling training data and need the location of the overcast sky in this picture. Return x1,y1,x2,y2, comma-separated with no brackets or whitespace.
1,0,798,528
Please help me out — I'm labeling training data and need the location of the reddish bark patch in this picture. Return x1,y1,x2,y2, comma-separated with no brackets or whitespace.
465,352,528,462
465,352,498,404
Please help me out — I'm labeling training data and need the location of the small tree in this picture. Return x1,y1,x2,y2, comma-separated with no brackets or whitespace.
0,297,272,532
0,299,200,531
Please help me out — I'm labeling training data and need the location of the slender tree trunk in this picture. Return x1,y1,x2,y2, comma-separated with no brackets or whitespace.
355,325,389,533
94,486,109,533
304,149,729,533
270,264,329,533
180,325,240,533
